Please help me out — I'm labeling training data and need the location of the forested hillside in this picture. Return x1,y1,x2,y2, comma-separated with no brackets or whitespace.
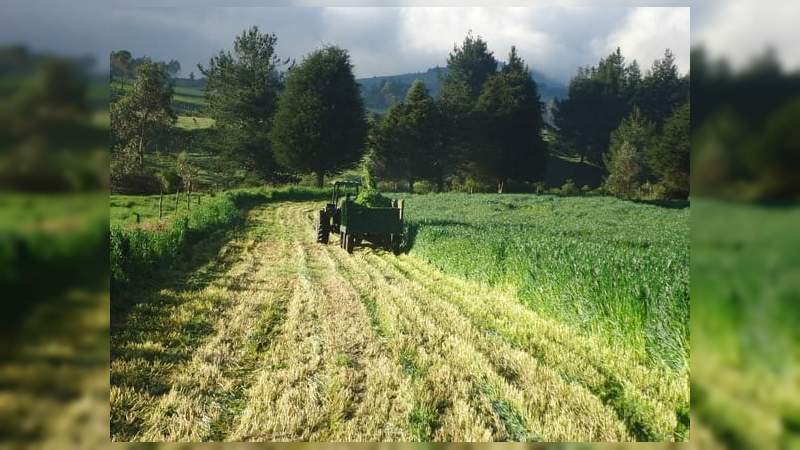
358,65,567,113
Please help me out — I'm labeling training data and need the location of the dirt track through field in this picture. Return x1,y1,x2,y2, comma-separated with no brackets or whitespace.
111,202,688,442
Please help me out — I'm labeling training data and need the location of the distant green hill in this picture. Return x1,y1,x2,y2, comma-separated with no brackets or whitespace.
169,70,565,118
170,77,207,116
357,66,567,113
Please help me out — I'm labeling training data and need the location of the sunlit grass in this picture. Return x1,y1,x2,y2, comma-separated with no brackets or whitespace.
110,198,688,442
398,193,689,371
176,115,215,130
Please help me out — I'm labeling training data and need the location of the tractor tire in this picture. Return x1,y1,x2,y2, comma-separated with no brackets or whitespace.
390,234,401,255
317,210,329,244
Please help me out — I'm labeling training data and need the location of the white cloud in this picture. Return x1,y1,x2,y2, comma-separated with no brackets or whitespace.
694,0,800,71
599,7,689,74
399,7,555,61
0,3,691,82
396,6,624,81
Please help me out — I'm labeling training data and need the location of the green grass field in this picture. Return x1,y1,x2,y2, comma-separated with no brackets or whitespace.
690,199,800,449
112,80,208,116
173,85,204,98
0,193,107,232
171,84,207,115
176,115,215,130
400,193,689,371
0,193,108,328
111,193,203,225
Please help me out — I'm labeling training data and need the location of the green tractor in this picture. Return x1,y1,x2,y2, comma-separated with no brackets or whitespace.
317,180,404,254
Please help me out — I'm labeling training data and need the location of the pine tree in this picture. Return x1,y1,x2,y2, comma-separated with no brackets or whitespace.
639,49,689,127
199,26,286,176
270,46,367,187
604,107,655,198
372,80,448,192
440,33,499,170
472,47,548,193
553,48,639,165
441,32,498,103
649,102,690,197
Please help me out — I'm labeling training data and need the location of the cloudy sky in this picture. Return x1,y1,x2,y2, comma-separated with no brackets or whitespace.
2,2,690,82
105,6,690,81
1,1,798,81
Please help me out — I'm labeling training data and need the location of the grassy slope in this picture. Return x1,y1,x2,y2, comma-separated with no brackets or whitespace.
111,197,688,442
176,115,214,130
171,84,207,116
112,80,208,116
143,149,246,193
400,193,689,371
112,193,179,225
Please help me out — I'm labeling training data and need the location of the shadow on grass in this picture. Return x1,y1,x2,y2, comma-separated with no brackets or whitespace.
110,226,237,329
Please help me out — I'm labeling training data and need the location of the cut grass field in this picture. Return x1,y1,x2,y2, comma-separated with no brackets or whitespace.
111,195,689,442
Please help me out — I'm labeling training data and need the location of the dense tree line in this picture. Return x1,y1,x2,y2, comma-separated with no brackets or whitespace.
111,50,181,85
692,47,800,200
370,34,549,193
369,80,448,192
553,48,689,199
110,28,692,200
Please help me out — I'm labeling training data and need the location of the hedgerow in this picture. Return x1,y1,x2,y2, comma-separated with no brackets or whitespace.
110,186,328,290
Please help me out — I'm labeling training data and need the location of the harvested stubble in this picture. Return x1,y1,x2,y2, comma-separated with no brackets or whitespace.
110,200,688,442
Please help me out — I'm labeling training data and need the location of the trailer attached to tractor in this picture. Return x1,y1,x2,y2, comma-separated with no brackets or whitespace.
316,181,404,254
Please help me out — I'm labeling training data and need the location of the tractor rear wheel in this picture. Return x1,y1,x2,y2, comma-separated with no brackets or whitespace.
317,210,329,244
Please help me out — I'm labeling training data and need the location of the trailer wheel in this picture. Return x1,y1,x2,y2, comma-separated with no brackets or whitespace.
345,233,354,254
317,210,329,244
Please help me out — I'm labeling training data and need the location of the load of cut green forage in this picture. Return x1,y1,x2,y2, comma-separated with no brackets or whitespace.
355,155,392,207
355,188,392,207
